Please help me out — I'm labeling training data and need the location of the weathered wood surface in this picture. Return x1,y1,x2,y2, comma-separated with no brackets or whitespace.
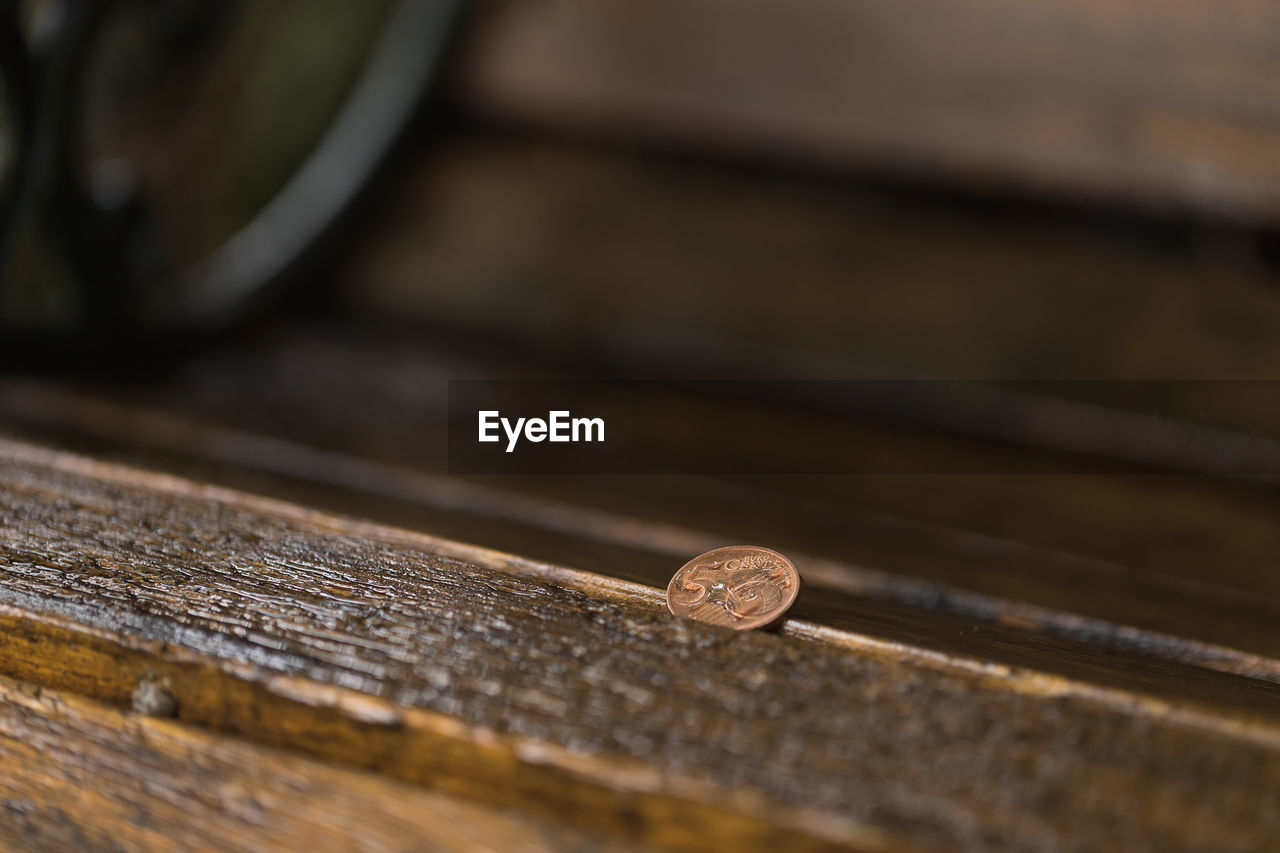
9,385,1280,702
458,0,1280,221
8,316,1280,678
0,675,619,853
1,438,1279,850
3,5,1278,847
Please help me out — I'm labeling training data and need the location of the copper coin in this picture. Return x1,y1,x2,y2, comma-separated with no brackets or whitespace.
666,546,801,630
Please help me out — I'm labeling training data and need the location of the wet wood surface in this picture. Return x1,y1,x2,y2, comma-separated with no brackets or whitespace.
6,3,1280,844
0,438,1279,850
4,124,1280,842
8,314,1280,677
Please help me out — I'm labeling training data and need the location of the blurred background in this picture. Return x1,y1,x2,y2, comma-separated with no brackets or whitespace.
4,0,1280,663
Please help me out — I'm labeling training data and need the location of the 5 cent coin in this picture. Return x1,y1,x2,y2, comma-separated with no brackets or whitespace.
666,546,801,630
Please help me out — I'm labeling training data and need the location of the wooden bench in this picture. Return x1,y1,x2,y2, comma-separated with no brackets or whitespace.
4,2,1280,849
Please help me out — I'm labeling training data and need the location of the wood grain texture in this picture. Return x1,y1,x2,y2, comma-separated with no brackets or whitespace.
1,437,1279,850
0,675,621,853
458,0,1280,220
9,316,1280,679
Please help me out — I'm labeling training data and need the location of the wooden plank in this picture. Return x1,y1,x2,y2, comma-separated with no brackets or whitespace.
0,674,625,853
348,135,1280,383
9,390,1280,702
458,0,1280,220
8,389,1280,697
1,438,1279,850
9,323,1280,678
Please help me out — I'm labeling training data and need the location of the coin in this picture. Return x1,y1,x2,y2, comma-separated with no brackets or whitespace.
666,546,801,630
